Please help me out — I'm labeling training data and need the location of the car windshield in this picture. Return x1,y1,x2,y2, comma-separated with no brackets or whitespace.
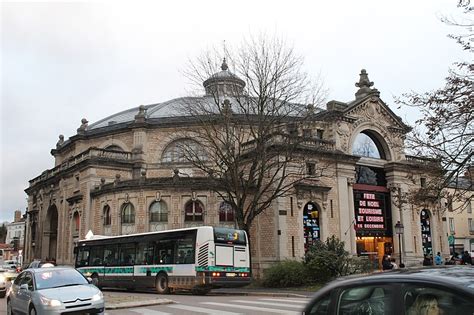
34,269,88,290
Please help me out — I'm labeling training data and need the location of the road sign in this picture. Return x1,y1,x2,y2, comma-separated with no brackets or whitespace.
448,235,455,245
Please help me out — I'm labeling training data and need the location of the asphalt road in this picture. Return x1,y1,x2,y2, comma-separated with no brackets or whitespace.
0,288,309,315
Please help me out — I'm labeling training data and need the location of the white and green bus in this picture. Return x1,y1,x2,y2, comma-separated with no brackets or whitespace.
75,226,251,294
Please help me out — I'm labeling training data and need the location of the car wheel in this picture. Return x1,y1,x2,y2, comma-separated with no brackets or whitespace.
155,273,169,294
7,299,14,315
28,304,37,315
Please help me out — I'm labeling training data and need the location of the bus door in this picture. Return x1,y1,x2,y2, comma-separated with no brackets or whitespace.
117,243,136,288
103,245,119,285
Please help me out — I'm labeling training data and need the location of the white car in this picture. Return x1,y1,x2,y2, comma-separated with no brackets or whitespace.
7,267,104,314
0,270,6,298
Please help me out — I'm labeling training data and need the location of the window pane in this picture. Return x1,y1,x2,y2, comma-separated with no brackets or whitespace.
122,203,135,224
150,201,168,222
219,202,234,222
119,244,136,265
136,243,154,265
90,246,104,266
104,245,118,265
338,285,393,315
352,133,381,158
154,240,175,264
308,293,331,315
403,284,474,315
76,247,90,267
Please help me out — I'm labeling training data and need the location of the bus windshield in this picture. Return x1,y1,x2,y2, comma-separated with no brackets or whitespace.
214,227,246,245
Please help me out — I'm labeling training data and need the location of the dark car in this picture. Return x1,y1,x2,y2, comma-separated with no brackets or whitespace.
303,266,474,315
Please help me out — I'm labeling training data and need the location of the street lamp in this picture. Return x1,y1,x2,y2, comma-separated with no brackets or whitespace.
394,221,404,265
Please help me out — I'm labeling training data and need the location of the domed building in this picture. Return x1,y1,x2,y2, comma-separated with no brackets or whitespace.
24,65,449,274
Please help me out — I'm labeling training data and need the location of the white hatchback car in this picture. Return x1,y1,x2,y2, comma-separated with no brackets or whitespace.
0,269,6,298
7,267,104,314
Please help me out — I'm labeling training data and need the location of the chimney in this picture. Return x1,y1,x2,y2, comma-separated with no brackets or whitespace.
14,210,21,222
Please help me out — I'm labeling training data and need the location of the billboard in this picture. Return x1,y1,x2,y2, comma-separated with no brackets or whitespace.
354,191,390,236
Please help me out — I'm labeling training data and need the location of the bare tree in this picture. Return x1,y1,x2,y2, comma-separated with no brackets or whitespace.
178,35,328,239
397,0,473,211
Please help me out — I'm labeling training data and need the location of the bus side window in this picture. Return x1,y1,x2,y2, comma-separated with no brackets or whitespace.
119,243,136,266
104,245,118,266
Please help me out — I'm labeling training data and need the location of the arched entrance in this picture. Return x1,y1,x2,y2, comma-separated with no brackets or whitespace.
303,202,321,252
44,205,58,260
420,209,433,256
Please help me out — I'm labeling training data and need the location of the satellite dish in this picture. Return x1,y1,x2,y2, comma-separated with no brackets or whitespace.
85,230,94,240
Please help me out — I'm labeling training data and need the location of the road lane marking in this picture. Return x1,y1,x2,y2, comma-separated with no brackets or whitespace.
202,302,300,314
129,308,172,315
167,304,242,315
230,299,303,308
260,298,309,304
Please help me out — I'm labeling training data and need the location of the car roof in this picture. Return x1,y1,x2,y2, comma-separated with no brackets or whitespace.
320,266,474,293
25,267,76,274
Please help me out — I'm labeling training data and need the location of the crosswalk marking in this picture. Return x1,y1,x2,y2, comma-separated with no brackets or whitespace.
230,299,303,308
202,302,300,314
129,308,172,315
167,304,242,315
260,298,309,304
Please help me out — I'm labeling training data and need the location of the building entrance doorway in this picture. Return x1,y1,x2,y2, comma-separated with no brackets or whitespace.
356,236,393,269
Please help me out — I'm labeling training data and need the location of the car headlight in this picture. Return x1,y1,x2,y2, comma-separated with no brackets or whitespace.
39,295,62,307
91,291,103,302
0,275,5,282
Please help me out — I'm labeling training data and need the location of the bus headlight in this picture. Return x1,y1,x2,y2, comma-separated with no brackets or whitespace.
40,295,62,307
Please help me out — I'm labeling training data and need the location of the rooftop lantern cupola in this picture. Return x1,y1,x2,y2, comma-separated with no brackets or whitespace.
203,58,246,96
355,69,380,99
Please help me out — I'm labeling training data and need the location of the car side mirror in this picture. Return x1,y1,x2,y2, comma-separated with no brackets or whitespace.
20,284,28,291
87,277,93,283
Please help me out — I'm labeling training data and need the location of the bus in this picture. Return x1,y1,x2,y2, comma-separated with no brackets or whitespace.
75,226,251,294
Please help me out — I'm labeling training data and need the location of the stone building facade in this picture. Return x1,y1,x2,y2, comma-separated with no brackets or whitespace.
24,66,450,274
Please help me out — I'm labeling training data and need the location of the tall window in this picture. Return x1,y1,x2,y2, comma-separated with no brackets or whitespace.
161,139,207,163
219,202,235,222
469,218,474,232
121,203,135,224
103,205,111,226
73,211,80,232
449,217,455,233
150,201,168,222
185,201,204,222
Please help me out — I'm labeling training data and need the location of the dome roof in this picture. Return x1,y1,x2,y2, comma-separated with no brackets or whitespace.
202,58,245,96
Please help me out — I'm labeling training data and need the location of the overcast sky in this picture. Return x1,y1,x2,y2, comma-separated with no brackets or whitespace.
0,0,469,222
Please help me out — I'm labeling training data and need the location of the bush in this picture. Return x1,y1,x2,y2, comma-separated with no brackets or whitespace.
261,260,307,288
304,236,371,283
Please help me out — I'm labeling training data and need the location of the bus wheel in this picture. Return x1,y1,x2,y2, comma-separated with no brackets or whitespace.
191,287,210,295
155,273,169,294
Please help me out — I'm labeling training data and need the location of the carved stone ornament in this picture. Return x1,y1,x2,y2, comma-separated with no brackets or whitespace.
155,191,161,202
125,193,129,203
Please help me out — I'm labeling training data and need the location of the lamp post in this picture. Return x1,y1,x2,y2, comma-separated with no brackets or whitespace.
394,221,404,265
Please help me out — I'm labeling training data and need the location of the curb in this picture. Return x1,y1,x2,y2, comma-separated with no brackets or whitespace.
106,298,175,310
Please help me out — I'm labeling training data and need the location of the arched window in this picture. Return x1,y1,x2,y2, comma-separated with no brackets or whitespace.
185,201,204,222
73,211,80,232
219,202,235,222
352,132,385,159
105,145,124,152
149,201,168,222
161,139,207,163
103,205,111,226
121,203,135,224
